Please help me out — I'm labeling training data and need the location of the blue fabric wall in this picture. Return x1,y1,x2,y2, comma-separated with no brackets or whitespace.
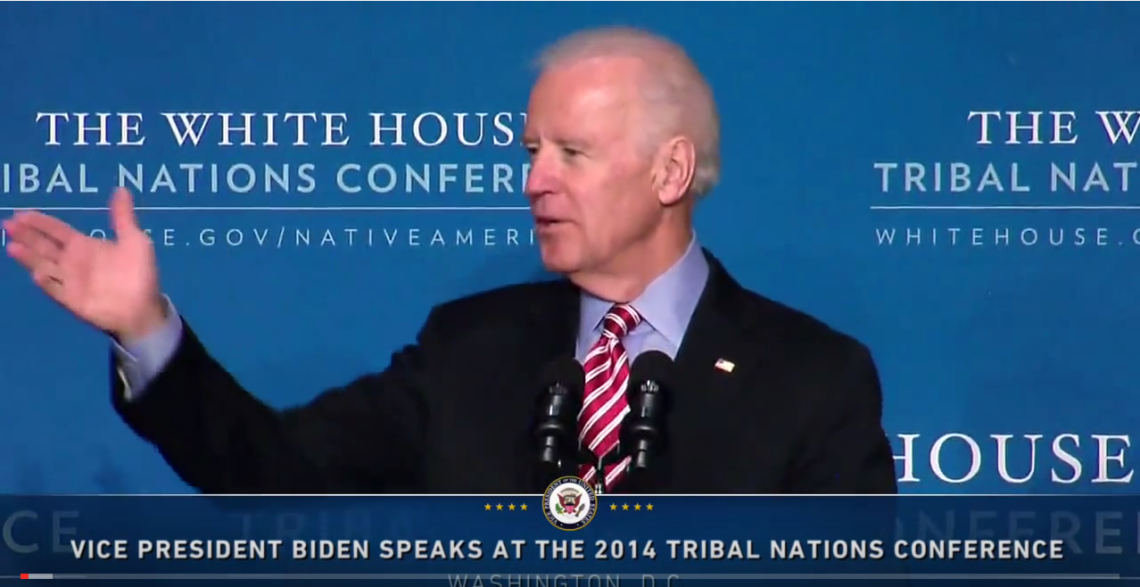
2,3,1137,494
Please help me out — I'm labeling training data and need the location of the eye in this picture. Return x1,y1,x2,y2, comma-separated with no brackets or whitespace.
562,147,582,158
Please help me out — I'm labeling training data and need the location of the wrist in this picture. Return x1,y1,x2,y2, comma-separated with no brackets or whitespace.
117,296,168,343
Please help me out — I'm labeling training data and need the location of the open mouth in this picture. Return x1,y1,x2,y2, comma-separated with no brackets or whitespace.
535,217,564,228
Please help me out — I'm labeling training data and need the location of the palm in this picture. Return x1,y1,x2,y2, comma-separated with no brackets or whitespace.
4,188,160,335
55,231,156,331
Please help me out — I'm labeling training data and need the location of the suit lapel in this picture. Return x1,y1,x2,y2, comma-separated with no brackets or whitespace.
673,251,762,400
525,279,581,364
663,251,780,492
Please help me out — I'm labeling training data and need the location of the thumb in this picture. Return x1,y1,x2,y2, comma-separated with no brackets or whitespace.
108,187,142,237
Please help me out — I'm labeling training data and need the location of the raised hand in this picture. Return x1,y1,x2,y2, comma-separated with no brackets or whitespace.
4,188,166,340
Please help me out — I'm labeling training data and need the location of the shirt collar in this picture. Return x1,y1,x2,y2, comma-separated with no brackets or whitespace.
579,234,709,350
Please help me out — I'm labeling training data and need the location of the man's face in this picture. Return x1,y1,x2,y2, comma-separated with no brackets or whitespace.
523,58,661,278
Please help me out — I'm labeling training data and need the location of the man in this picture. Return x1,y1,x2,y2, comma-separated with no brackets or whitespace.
3,27,897,495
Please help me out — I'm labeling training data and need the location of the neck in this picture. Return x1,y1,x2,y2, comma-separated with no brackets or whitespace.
571,219,692,303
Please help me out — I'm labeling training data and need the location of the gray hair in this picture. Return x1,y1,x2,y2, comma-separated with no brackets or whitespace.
535,27,722,200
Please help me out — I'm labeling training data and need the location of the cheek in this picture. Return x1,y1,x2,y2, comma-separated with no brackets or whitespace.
579,194,644,250
569,168,652,246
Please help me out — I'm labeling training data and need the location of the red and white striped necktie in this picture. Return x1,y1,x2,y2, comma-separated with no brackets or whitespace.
577,303,642,491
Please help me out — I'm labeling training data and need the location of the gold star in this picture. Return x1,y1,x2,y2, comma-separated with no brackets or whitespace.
622,504,630,511
610,503,618,511
496,504,503,511
634,504,642,511
520,504,528,511
647,504,654,511
508,504,516,511
484,504,491,511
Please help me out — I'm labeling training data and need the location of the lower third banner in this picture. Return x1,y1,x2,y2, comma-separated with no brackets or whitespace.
1,479,1137,583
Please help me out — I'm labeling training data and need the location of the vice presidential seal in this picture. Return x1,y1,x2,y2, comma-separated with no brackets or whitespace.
543,476,597,531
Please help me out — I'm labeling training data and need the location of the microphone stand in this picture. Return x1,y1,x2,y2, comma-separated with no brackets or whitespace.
593,456,607,495
590,449,627,495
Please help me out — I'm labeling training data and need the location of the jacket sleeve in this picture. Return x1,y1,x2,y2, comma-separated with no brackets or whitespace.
110,310,448,494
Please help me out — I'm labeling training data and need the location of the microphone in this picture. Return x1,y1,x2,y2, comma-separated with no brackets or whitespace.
621,350,675,476
532,357,585,485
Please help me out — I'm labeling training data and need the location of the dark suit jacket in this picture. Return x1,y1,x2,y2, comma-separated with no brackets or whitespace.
110,251,898,495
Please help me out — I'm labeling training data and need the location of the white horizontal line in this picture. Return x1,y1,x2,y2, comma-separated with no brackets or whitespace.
32,573,1124,581
0,206,531,212
47,492,1130,496
871,205,1140,211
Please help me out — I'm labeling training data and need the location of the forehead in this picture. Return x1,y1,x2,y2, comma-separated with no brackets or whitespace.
525,57,646,140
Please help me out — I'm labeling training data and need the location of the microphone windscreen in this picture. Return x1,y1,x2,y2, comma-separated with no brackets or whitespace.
540,356,586,396
630,350,675,384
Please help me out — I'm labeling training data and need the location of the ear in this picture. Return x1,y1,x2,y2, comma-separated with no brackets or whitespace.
650,136,696,207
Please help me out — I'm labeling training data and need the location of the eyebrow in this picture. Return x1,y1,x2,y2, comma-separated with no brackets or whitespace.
556,137,591,150
523,135,592,150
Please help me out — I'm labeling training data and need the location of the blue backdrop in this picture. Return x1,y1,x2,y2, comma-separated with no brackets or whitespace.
1,2,1137,495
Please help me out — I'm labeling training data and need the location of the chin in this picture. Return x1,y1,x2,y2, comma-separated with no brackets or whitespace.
538,247,581,276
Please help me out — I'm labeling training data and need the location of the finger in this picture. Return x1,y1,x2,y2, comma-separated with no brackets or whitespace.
8,211,79,248
13,242,71,305
4,221,64,265
6,241,33,270
109,188,141,237
5,240,58,274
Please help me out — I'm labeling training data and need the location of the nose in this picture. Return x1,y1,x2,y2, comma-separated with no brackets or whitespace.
524,149,560,201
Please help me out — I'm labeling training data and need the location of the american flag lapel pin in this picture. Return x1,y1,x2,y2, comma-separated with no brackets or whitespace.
714,358,735,373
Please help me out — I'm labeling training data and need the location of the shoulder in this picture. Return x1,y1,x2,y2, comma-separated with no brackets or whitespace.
717,270,876,383
728,284,883,424
704,251,867,363
763,300,882,425
755,292,869,363
703,251,869,368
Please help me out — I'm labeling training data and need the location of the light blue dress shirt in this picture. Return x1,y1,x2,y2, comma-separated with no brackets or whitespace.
573,236,709,364
114,236,710,397
113,294,184,399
